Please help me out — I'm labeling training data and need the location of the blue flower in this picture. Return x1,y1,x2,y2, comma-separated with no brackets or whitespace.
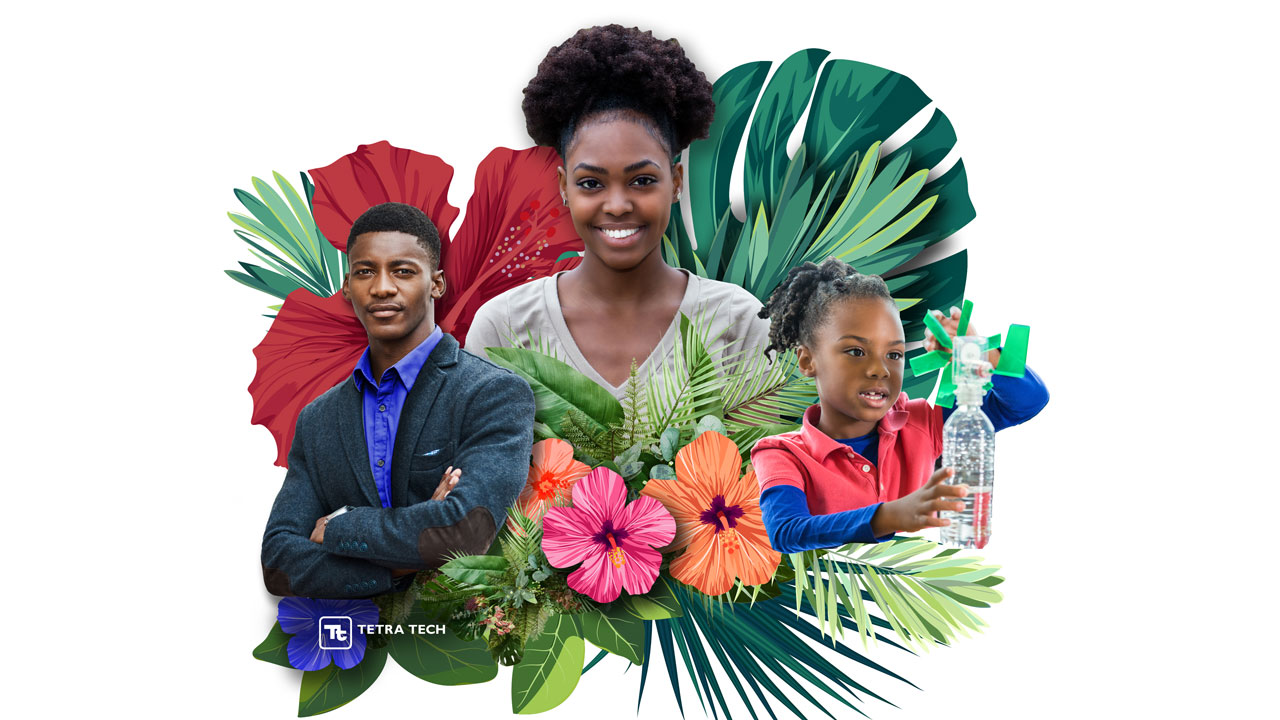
276,597,379,671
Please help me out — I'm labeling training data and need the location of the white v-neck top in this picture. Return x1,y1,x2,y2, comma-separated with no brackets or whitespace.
465,270,771,401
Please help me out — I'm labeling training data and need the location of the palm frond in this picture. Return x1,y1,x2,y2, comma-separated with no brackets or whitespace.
645,314,728,437
642,583,917,720
720,348,817,428
226,171,346,315
787,537,1003,652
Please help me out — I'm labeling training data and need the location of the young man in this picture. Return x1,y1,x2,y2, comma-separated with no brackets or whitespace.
261,202,535,598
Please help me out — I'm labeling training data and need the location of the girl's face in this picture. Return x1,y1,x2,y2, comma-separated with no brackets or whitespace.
797,296,906,438
557,115,683,272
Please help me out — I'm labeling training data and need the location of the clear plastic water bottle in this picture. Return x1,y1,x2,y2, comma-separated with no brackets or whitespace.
940,336,995,549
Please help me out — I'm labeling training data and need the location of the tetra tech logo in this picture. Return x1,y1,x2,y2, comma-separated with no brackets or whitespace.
318,616,353,650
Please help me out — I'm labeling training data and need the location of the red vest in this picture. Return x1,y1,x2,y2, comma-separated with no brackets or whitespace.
751,395,944,514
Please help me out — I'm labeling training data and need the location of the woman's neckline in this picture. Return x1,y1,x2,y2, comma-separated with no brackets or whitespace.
544,269,698,392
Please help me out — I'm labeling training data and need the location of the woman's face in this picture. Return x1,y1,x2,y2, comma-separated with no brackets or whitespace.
557,115,683,272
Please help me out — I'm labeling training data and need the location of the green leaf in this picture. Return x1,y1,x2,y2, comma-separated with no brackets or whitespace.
252,622,293,668
511,614,584,714
579,605,646,665
615,441,643,466
648,464,676,481
744,48,829,216
624,577,684,620
387,602,498,686
659,427,681,461
487,347,624,437
687,61,770,248
298,647,387,717
439,554,508,586
693,415,727,439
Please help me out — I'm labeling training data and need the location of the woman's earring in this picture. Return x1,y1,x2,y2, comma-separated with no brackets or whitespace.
561,193,567,206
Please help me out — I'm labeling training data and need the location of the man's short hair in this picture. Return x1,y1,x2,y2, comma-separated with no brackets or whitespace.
347,202,442,267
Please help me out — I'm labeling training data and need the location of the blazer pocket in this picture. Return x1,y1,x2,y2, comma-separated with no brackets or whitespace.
409,441,456,472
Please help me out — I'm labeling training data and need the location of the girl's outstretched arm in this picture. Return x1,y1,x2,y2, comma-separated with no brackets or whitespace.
925,307,1049,430
760,485,887,554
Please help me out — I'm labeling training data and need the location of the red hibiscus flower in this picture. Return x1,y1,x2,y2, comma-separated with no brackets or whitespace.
250,141,583,466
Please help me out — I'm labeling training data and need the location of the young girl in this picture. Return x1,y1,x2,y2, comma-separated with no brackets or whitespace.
466,25,770,398
750,258,1049,552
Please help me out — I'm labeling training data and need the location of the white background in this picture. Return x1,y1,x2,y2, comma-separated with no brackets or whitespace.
4,1,1275,717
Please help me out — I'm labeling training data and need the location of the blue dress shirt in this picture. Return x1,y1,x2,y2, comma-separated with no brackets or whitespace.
351,326,444,507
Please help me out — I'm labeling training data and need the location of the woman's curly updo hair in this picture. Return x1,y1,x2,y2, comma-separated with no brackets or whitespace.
522,24,715,160
759,257,896,356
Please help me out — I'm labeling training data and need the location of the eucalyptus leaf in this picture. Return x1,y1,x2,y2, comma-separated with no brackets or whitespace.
618,461,645,479
694,415,727,439
659,427,682,461
648,464,676,481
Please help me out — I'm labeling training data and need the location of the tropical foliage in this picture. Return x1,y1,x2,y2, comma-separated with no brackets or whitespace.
239,50,995,717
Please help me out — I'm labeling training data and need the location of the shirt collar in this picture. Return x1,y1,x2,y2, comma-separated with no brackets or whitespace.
351,325,443,393
800,393,911,461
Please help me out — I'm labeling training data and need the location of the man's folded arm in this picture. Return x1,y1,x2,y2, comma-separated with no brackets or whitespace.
323,372,536,569
261,417,395,598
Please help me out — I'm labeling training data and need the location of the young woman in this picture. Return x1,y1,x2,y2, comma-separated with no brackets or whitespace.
466,25,769,399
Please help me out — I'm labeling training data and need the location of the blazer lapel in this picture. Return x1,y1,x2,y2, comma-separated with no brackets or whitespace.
337,380,382,507
391,333,460,505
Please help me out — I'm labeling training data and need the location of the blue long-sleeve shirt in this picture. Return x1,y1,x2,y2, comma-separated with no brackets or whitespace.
760,367,1048,553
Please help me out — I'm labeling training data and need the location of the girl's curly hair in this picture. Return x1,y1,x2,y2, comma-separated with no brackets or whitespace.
522,24,715,160
759,257,895,355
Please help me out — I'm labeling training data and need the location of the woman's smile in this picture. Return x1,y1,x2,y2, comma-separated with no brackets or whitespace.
558,114,683,273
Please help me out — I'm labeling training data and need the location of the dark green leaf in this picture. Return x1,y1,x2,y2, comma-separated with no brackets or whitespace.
625,577,684,620
297,647,387,717
252,622,293,668
487,347,624,437
440,554,508,586
579,605,646,665
387,602,498,685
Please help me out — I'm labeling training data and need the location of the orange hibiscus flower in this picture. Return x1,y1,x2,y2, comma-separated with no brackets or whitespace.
510,439,591,533
641,431,780,595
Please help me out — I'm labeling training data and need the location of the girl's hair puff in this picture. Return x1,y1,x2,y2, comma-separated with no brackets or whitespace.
759,257,894,355
521,25,715,160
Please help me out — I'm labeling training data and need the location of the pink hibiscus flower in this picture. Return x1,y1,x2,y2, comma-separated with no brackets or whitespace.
541,468,676,604
248,141,584,466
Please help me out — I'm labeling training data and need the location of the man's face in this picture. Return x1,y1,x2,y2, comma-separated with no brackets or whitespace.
342,231,445,348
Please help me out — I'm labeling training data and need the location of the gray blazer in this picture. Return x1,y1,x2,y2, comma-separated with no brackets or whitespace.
261,333,535,598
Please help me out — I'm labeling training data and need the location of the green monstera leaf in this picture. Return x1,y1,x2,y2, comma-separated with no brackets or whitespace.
664,49,975,400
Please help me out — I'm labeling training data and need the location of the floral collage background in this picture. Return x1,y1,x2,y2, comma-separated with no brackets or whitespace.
5,1,1272,719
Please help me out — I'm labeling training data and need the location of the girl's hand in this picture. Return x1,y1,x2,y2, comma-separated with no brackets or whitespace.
870,467,968,536
923,307,967,352
923,306,1000,368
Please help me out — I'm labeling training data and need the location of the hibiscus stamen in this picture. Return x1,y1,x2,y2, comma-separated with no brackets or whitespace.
605,532,626,568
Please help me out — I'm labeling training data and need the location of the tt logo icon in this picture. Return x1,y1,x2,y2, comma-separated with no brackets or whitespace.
318,616,353,650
